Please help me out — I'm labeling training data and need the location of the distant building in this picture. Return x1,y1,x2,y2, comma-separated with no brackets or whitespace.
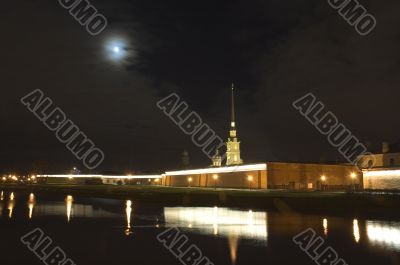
161,85,360,191
162,162,359,190
211,150,222,167
359,142,400,168
181,150,191,168
38,85,370,190
360,142,400,190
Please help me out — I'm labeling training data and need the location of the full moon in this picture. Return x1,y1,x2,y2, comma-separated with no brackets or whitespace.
105,37,130,62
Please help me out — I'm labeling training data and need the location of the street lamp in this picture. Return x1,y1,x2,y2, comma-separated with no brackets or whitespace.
188,177,193,187
350,172,357,192
321,175,326,191
248,175,253,190
213,174,218,189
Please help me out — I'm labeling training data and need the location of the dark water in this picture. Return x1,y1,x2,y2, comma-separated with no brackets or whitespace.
0,191,399,265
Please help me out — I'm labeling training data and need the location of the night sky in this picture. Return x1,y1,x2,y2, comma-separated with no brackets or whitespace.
1,0,399,174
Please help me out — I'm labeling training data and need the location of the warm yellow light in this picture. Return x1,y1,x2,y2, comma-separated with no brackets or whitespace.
31,176,36,180
164,207,268,239
321,175,326,181
248,176,253,182
8,200,14,219
363,169,400,177
353,219,360,243
188,177,193,182
155,178,160,183
66,195,73,222
367,221,400,247
213,174,219,180
2,177,6,181
28,193,35,219
126,201,132,228
323,218,328,236
351,172,357,179
166,164,267,176
37,174,161,179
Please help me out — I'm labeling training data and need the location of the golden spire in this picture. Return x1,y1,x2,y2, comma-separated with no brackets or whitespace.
231,83,236,129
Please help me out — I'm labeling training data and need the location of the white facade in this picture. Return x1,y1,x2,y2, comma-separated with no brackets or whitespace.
363,169,400,190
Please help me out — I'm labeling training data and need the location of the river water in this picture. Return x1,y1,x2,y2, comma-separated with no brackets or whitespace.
0,191,399,265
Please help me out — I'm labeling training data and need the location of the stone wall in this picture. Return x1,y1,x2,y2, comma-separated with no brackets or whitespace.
163,170,267,189
266,162,361,189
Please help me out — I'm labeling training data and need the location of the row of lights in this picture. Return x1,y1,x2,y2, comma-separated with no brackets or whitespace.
1,175,37,182
320,172,357,182
187,174,255,189
185,172,357,188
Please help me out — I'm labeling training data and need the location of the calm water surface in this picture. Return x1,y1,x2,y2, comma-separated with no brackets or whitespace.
0,191,399,265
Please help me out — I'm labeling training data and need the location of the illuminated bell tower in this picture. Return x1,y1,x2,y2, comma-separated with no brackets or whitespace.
226,84,243,166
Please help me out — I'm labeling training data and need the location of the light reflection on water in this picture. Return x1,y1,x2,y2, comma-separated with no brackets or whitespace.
163,207,268,265
353,219,360,243
28,193,35,219
163,207,268,241
367,221,400,250
1,190,400,255
8,192,15,219
323,218,328,237
66,195,73,222
125,200,133,236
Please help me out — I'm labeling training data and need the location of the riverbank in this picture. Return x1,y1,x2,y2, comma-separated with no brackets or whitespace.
1,184,399,217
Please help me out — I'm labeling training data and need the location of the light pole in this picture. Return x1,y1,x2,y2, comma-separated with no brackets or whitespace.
188,177,193,187
248,175,253,190
350,172,357,192
321,175,326,191
213,174,218,189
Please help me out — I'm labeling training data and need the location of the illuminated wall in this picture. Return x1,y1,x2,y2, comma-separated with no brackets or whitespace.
267,162,360,189
163,164,267,189
163,162,360,190
363,169,400,189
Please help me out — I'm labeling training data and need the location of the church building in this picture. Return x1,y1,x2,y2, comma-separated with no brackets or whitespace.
161,85,360,190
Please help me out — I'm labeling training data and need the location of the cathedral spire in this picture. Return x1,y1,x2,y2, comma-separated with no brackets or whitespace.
231,83,236,129
226,83,243,166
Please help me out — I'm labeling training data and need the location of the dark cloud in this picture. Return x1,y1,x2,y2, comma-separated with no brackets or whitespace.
0,0,398,173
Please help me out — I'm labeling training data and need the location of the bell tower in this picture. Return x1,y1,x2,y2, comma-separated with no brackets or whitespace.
226,84,243,166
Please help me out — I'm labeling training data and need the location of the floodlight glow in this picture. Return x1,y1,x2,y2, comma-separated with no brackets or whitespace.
367,221,400,249
36,174,161,179
166,163,267,176
113,46,120,53
363,169,400,177
163,207,267,240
